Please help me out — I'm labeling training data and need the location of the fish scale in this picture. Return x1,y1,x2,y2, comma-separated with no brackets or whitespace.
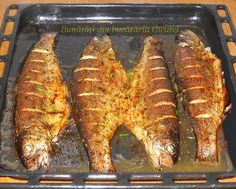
71,35,128,173
15,33,70,170
173,30,230,163
125,36,179,170
72,35,179,172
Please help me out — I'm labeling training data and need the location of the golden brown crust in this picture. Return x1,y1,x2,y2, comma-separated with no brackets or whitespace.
71,35,128,172
125,36,179,170
15,33,70,170
174,30,229,163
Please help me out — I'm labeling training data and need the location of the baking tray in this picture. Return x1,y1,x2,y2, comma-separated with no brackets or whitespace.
0,3,236,188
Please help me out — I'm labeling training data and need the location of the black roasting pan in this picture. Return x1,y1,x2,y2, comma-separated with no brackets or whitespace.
0,3,236,188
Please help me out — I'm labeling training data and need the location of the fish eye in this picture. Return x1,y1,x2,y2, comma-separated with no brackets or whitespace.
24,144,34,155
165,144,175,154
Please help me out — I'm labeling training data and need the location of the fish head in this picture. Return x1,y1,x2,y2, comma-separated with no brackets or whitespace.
144,128,178,170
175,30,202,48
17,132,50,170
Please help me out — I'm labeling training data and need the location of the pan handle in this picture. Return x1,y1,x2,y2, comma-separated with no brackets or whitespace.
0,5,20,81
214,5,236,94
0,5,20,111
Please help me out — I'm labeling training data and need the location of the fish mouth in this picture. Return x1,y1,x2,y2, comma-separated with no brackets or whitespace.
146,146,176,170
144,136,178,170
17,133,51,170
22,149,50,170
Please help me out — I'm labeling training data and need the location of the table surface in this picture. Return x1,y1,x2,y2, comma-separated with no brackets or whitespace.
0,0,236,185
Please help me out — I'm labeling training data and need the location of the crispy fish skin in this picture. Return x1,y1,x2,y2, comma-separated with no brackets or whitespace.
125,36,179,170
174,30,229,163
15,33,70,170
71,36,128,172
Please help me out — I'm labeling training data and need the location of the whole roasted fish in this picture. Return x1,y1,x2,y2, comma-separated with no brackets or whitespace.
125,36,179,170
174,30,229,163
15,33,70,170
71,35,128,172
